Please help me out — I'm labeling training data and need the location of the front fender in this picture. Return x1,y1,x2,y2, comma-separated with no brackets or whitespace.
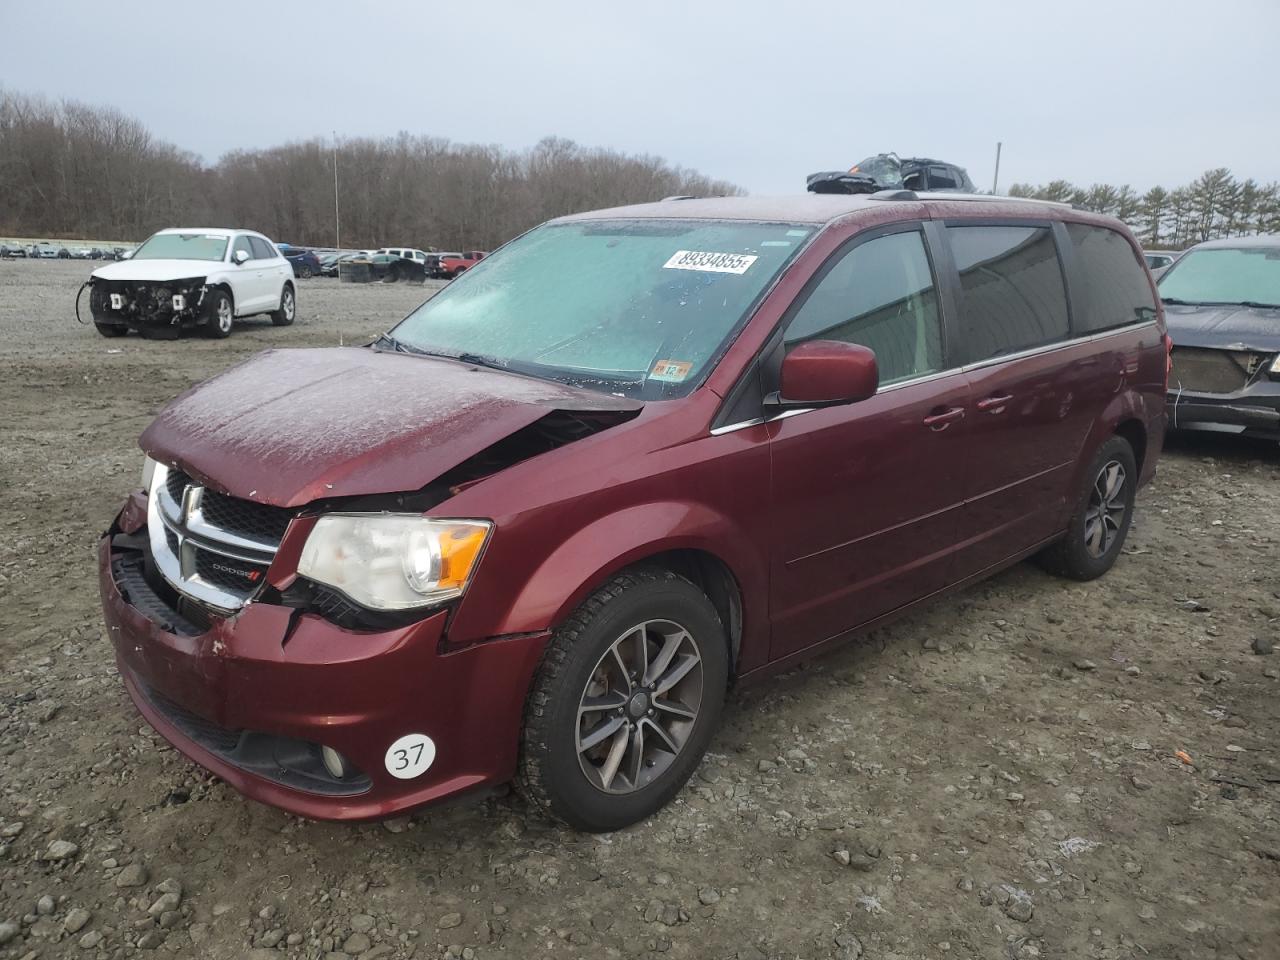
452,500,768,666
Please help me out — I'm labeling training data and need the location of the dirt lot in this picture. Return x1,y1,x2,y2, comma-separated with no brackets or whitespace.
0,259,1276,960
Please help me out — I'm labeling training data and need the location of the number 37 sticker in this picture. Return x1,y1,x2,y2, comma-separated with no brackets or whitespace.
384,733,436,779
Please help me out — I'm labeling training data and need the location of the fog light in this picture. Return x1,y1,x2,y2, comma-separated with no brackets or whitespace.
320,745,352,780
110,293,124,310
172,294,186,311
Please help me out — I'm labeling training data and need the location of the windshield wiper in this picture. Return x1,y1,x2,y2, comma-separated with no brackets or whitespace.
371,332,417,354
1160,297,1203,306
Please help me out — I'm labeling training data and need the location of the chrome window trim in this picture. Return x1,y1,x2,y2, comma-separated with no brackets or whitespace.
708,321,1157,436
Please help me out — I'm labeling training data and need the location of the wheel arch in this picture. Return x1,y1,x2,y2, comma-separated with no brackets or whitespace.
1113,417,1147,477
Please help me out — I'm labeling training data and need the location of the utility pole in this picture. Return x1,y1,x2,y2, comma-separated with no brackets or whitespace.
991,141,1003,195
333,131,341,250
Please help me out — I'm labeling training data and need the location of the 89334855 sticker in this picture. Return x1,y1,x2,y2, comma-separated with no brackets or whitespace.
662,250,758,274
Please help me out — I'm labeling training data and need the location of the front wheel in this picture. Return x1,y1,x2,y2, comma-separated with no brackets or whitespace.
205,289,234,338
1036,435,1137,580
94,322,127,338
518,567,728,832
271,284,296,326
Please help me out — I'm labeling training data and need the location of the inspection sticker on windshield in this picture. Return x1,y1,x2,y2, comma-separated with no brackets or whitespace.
651,359,693,382
663,250,758,274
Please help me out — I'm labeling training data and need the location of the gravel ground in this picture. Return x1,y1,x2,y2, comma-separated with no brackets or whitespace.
1,259,1277,960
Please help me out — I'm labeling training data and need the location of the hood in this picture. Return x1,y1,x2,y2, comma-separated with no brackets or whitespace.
92,259,217,283
1164,303,1280,353
140,347,642,508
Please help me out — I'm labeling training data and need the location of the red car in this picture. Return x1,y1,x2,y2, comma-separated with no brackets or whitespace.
433,250,486,278
100,193,1167,831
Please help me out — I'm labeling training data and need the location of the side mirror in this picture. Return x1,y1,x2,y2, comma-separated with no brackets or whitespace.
769,340,879,408
233,249,250,265
121,250,133,260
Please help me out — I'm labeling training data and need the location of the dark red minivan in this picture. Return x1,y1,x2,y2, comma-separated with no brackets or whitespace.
100,193,1167,831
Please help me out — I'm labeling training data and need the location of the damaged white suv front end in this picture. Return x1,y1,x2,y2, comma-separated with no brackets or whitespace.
87,228,295,339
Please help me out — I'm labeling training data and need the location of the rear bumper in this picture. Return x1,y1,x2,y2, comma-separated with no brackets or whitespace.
99,520,548,821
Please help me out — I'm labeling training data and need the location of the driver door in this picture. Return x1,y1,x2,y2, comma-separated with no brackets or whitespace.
767,224,972,662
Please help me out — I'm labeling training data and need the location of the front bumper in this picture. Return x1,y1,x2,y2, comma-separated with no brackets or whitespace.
1166,384,1280,438
99,505,548,821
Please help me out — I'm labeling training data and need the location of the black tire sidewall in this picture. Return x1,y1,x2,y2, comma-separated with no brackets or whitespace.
1060,436,1137,579
272,285,295,326
530,574,728,832
206,290,233,338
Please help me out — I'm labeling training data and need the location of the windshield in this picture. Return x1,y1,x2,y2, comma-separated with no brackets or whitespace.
390,219,814,399
132,232,228,262
1159,247,1280,307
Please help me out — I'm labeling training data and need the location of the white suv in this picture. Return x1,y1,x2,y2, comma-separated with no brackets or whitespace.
88,228,296,339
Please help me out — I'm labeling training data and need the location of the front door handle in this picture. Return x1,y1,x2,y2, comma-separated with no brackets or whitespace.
923,406,965,430
976,393,1014,412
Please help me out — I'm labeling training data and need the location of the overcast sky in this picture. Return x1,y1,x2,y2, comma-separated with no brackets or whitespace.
2,0,1278,196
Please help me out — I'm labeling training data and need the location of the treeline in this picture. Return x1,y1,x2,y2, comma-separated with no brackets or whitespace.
1008,169,1280,249
0,90,739,249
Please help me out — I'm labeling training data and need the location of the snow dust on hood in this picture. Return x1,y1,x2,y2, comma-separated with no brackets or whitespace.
140,347,642,507
1165,303,1280,353
92,259,218,283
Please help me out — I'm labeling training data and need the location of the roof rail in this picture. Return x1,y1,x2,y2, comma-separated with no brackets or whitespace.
915,192,1072,207
662,195,697,202
868,189,919,201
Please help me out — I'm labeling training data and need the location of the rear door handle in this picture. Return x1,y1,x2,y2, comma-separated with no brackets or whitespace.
922,406,965,430
976,393,1013,412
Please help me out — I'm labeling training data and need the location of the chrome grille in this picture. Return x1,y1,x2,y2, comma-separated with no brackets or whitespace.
147,463,293,612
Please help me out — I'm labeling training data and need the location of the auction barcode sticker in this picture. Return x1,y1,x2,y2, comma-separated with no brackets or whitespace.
663,250,758,274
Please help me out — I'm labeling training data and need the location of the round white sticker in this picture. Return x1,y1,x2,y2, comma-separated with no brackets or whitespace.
384,733,436,779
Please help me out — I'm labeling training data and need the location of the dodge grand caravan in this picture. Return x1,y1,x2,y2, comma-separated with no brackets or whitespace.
100,193,1168,831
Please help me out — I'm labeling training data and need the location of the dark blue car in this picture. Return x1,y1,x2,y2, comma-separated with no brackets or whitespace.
277,244,322,279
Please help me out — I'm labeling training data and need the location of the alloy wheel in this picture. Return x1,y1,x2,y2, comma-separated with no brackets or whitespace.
1084,459,1127,558
576,619,704,795
216,298,233,334
283,289,295,320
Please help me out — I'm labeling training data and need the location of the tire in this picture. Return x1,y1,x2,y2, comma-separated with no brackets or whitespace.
384,267,399,284
94,322,126,337
518,567,728,832
271,284,296,327
299,265,313,279
1036,435,1137,581
205,289,234,339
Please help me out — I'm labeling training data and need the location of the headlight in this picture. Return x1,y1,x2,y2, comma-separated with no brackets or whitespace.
297,514,491,611
1270,354,1280,375
141,455,158,493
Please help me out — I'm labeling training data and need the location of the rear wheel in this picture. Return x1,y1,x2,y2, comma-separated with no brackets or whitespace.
271,284,296,326
1037,435,1137,580
299,264,313,279
205,289,234,338
519,567,728,832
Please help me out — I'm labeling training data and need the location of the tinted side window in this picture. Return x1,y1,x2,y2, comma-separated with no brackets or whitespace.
1067,224,1158,333
784,230,943,385
928,165,959,190
947,225,1069,362
249,237,275,259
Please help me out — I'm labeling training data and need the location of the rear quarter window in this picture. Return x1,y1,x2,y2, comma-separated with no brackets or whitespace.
1066,224,1158,333
946,225,1070,363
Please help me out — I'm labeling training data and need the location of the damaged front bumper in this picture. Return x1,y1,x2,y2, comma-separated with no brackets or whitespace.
89,277,210,336
100,490,549,820
1166,382,1280,438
